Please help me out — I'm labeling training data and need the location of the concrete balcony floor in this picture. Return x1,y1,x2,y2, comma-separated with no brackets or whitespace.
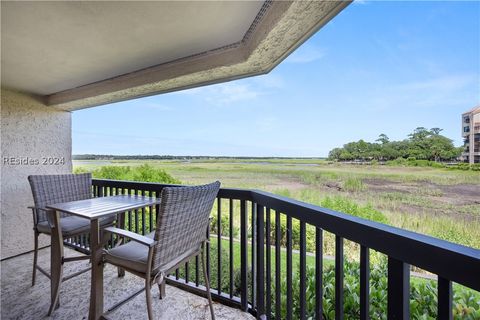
1,247,254,320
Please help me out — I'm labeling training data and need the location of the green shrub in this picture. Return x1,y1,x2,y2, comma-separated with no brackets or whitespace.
343,177,366,192
386,158,480,171
276,259,479,320
321,196,388,224
210,212,239,238
74,164,181,184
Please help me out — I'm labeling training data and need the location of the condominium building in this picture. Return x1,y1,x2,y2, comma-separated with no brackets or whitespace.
462,106,480,164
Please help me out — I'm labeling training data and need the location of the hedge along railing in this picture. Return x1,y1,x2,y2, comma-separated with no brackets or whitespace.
64,179,480,320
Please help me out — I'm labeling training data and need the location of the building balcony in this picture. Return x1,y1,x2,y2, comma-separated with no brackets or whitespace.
3,179,478,319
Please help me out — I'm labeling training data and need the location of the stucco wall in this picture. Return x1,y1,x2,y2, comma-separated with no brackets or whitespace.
1,89,72,259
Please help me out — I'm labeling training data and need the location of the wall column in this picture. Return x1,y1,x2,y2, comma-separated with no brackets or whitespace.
1,89,72,259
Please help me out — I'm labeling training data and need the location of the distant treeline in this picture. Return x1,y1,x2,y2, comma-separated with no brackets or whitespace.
73,154,325,161
328,127,462,162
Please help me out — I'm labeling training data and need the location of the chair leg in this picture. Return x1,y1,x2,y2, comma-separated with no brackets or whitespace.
117,267,125,278
145,279,154,320
48,213,64,316
201,247,215,320
158,279,166,299
32,231,39,286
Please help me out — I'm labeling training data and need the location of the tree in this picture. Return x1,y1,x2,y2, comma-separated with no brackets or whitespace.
328,148,343,160
327,127,461,162
376,134,390,145
430,127,443,135
408,127,430,142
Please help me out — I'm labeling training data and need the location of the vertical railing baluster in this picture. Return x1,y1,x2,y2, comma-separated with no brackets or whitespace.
360,246,370,320
256,204,265,318
240,200,248,311
229,198,234,299
217,198,222,294
251,202,257,308
315,228,323,320
275,210,282,319
335,236,344,320
266,208,272,319
438,277,452,320
134,189,139,233
141,190,146,235
387,257,410,319
195,255,200,287
206,216,211,282
185,262,189,284
127,209,131,232
300,221,307,320
147,205,151,233
154,195,159,228
275,211,282,319
286,216,293,320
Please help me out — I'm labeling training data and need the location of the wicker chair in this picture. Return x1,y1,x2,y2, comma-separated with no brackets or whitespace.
28,173,115,315
103,181,221,320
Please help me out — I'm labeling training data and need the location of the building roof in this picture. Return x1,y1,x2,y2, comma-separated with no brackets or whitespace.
1,1,350,111
463,106,480,115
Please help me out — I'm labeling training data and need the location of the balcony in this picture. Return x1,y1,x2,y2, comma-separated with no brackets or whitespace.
1,246,253,320
3,178,478,319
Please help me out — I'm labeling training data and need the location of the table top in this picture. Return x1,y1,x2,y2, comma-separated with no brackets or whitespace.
46,195,161,220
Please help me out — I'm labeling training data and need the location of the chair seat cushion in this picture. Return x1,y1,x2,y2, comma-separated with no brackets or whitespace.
104,231,155,274
37,214,115,237
105,232,202,275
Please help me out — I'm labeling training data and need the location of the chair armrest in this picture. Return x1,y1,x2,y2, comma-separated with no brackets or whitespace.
28,206,53,213
28,206,54,227
104,227,155,247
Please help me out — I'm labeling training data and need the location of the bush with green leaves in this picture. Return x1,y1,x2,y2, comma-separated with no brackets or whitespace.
196,241,480,320
278,259,479,320
210,212,239,238
74,164,181,184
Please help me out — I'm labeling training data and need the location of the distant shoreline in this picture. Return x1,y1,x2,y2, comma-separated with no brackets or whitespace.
72,154,327,160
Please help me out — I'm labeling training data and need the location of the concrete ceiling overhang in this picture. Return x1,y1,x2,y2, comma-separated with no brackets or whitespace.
1,1,351,111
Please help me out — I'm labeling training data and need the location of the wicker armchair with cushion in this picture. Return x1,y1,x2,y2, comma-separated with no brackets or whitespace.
103,181,221,320
28,173,115,315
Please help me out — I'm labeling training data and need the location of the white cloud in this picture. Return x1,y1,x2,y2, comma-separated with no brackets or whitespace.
252,74,285,89
285,43,326,64
182,82,261,106
174,74,286,106
353,0,369,5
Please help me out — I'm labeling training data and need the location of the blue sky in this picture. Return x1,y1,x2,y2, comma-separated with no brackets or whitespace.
73,1,480,157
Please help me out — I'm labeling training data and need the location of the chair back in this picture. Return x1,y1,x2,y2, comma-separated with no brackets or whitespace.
28,173,92,223
152,181,220,272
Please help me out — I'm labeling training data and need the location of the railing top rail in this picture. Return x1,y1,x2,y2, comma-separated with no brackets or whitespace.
252,189,480,291
92,179,480,291
91,178,251,200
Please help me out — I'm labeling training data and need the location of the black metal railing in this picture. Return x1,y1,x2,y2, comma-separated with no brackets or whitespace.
65,179,480,319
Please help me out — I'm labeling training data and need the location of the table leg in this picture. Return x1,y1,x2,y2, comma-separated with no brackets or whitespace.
89,219,104,320
48,210,63,315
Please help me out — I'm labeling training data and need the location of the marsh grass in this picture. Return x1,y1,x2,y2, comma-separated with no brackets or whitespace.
74,159,480,249
342,176,366,192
